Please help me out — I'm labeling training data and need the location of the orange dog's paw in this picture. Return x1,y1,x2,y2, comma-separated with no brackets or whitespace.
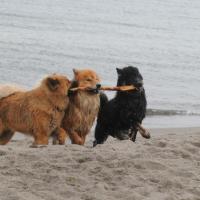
58,134,66,145
30,143,48,148
53,128,67,145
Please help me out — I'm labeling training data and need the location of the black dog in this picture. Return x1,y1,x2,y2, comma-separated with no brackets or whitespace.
93,66,147,146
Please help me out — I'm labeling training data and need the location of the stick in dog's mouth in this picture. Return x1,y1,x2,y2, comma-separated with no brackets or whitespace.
70,85,137,92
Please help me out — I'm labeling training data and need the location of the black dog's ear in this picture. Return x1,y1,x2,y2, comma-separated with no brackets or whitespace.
116,68,123,75
47,77,60,91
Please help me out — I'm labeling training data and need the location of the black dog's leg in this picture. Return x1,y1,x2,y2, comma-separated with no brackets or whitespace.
93,123,108,147
132,131,137,142
130,128,138,142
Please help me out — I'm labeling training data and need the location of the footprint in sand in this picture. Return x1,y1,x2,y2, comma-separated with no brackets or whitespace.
0,150,6,156
156,141,167,148
145,161,167,170
135,160,167,171
190,142,200,148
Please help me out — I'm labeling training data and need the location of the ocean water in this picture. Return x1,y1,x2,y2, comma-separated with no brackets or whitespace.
0,0,200,128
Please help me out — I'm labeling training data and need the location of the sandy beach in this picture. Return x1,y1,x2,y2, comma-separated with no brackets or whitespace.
0,128,199,200
1,0,200,199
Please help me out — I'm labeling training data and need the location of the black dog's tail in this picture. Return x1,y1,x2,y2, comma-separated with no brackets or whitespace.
99,92,108,114
93,92,109,147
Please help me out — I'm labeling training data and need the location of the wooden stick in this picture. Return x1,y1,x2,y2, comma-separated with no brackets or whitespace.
70,87,90,92
70,85,137,92
100,85,136,91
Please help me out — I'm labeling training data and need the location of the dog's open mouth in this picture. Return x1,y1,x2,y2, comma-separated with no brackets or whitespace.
127,83,144,93
135,86,144,93
86,84,101,94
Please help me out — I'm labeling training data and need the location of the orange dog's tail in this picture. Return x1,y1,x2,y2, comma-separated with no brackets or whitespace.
0,84,25,99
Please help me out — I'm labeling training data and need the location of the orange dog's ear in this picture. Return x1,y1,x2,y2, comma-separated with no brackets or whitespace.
47,77,60,91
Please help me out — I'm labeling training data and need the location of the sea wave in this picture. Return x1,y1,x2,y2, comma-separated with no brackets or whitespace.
146,109,200,116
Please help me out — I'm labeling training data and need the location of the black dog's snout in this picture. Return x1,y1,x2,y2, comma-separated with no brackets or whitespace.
134,79,143,88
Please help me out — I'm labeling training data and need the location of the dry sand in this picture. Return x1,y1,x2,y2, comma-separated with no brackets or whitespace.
0,128,200,200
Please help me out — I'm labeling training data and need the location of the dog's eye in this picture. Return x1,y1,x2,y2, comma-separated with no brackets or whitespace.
86,78,92,82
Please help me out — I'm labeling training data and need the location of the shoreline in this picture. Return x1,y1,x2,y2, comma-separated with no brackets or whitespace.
12,126,200,142
144,115,200,129
149,126,200,136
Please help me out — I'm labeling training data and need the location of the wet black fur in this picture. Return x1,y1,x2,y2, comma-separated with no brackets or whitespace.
94,66,147,146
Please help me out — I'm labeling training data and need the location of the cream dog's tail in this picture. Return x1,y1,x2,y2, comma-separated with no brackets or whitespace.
0,84,25,99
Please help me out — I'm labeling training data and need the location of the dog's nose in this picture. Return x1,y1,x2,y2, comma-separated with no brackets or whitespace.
96,84,101,89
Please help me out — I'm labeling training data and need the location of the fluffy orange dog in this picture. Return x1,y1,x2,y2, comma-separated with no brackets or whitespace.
54,69,100,145
0,74,70,146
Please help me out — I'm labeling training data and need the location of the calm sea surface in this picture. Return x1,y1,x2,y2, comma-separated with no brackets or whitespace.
1,0,200,128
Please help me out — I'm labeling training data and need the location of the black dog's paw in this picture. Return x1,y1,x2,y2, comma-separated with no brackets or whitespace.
93,140,97,147
116,130,130,140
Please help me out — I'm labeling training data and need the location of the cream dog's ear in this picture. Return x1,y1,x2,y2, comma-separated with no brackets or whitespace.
46,77,60,91
73,69,79,75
